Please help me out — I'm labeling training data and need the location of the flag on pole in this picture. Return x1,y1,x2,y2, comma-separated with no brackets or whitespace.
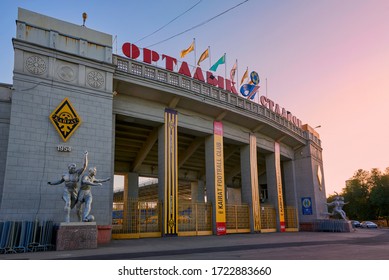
210,54,226,71
197,48,209,65
180,40,195,58
230,60,237,82
240,67,248,85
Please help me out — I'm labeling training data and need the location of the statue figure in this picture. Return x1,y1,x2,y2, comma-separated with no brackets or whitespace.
325,192,348,220
48,151,88,222
76,167,110,222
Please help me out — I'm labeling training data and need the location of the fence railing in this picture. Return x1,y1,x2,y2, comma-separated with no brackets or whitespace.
112,198,161,238
313,219,352,232
0,220,54,254
226,204,250,233
285,206,299,231
260,206,277,232
178,201,212,236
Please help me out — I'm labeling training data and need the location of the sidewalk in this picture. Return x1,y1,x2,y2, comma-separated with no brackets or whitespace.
0,228,387,260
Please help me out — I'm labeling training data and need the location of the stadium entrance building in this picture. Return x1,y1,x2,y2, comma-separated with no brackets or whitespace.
0,8,327,239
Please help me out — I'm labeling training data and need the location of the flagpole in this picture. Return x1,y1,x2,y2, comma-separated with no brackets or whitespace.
208,46,211,68
224,53,227,81
236,59,239,88
193,38,196,69
231,58,239,88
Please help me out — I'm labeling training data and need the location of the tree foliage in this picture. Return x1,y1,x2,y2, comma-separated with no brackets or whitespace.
333,168,389,222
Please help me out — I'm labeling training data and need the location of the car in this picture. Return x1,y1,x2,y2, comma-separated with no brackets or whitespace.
360,221,378,228
351,220,361,228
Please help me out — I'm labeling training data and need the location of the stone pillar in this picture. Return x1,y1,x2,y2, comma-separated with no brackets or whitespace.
240,134,261,232
294,140,327,225
197,180,206,202
158,109,178,235
283,160,298,229
191,180,206,202
205,121,226,235
266,142,286,232
191,181,198,202
122,172,139,233
126,172,139,198
227,188,241,205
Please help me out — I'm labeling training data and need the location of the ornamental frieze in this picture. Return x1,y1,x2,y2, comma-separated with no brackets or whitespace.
87,70,104,89
26,55,47,75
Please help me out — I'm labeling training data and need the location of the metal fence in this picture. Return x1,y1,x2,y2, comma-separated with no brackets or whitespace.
178,201,212,236
313,219,352,232
285,206,299,230
112,198,161,239
226,204,250,233
111,196,300,238
0,220,54,254
260,206,277,232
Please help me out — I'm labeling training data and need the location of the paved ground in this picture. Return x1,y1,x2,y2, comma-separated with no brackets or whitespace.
1,228,388,260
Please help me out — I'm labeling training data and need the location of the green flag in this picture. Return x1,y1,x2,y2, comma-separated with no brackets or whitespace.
209,54,226,71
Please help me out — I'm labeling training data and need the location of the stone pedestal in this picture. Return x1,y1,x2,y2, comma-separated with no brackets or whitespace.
56,222,97,251
314,219,352,232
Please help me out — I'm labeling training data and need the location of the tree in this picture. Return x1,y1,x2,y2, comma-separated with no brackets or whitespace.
340,169,373,221
370,174,389,225
332,168,389,223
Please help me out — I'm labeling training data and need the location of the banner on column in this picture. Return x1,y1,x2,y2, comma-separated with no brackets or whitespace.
214,121,226,235
164,108,178,235
274,142,286,232
250,134,261,231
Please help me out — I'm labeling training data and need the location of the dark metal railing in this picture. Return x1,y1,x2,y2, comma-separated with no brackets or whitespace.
0,220,55,254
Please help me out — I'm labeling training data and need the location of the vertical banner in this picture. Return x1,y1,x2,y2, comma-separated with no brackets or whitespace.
274,142,286,232
164,108,178,235
214,121,226,235
250,134,261,231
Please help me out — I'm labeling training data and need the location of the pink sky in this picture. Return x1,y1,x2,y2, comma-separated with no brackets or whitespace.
1,0,388,196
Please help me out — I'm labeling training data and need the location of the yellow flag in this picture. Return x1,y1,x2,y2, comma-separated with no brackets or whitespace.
197,48,209,66
230,60,237,81
240,68,248,85
180,41,195,58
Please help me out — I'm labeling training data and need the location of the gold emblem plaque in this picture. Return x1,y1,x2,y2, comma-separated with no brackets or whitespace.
49,98,82,142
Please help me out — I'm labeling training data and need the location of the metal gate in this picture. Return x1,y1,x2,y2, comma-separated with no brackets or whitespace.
260,206,277,232
112,198,161,239
178,201,212,236
285,206,299,231
226,204,250,233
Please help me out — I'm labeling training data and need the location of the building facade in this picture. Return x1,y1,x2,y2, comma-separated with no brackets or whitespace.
0,8,327,237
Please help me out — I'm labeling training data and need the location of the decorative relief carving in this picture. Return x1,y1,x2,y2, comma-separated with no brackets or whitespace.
26,55,47,75
58,65,76,82
87,70,104,89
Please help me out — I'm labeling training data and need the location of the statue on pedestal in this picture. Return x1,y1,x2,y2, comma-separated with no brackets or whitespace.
48,151,88,223
76,167,110,222
325,192,348,220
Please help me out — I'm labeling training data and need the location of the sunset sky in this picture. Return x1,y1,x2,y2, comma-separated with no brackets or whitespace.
1,0,388,196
